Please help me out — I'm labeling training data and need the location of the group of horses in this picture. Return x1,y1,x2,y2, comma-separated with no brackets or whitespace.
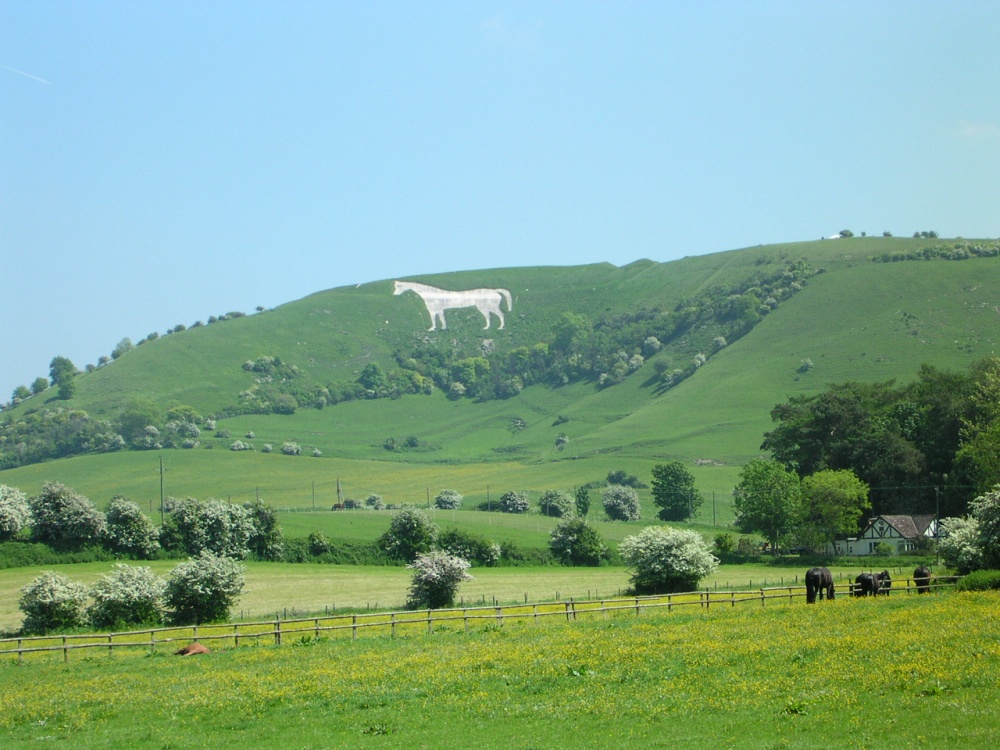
804,565,933,603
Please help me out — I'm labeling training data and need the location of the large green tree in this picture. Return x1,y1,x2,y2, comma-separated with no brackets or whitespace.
651,461,702,521
796,469,870,551
732,459,801,553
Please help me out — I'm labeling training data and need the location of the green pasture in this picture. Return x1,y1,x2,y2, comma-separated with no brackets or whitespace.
0,589,995,748
0,558,914,634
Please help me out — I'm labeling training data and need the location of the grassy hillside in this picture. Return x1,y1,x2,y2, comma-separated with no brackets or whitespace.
2,237,999,514
0,591,995,748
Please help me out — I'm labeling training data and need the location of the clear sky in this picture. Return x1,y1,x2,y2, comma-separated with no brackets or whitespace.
3,1,1000,401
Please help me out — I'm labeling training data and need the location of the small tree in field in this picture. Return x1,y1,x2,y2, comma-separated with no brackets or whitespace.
29,482,106,552
19,571,88,634
619,526,718,594
434,490,463,510
499,491,530,514
87,564,166,629
378,506,438,562
164,552,245,625
602,484,640,521
104,495,160,559
651,461,702,522
549,517,607,566
574,487,590,517
538,489,574,518
405,551,472,609
0,484,30,542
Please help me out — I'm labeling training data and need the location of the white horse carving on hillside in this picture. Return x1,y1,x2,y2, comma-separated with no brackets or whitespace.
393,281,513,331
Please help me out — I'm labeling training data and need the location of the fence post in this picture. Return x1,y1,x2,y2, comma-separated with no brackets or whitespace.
17,638,22,665
565,601,571,622
108,633,113,657
391,613,397,637
635,597,640,616
668,594,672,612
533,604,538,623
275,619,282,646
760,589,765,607
731,591,736,608
352,615,358,640
63,635,68,663
463,610,468,633
234,625,239,648
315,618,320,639
427,609,433,635
495,606,503,627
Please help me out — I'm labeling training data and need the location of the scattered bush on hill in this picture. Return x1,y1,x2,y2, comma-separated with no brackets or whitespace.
378,506,438,562
104,495,160,559
619,526,719,594
164,552,245,625
0,485,30,542
19,570,89,634
548,517,607,566
499,491,530,514
434,490,462,510
602,484,640,521
438,528,500,566
405,551,472,610
160,498,254,559
538,489,574,518
29,482,106,552
244,500,284,561
87,564,166,630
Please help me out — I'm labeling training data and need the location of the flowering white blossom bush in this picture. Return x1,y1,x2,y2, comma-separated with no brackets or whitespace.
499,491,530,514
0,484,30,542
104,495,160,559
406,551,473,609
230,440,254,452
29,482,106,551
87,564,166,629
281,441,301,455
161,498,254,559
19,570,89,634
164,552,245,625
602,484,641,521
938,516,984,574
434,490,463,510
970,486,1000,570
619,526,719,594
538,490,574,518
549,517,607,566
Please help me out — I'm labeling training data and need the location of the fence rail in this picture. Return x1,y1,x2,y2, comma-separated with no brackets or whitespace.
0,575,961,664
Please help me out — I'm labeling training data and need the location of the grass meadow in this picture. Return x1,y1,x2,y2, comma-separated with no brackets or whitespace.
0,559,907,634
0,590,995,748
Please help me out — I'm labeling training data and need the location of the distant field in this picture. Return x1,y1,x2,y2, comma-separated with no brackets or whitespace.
0,558,907,633
0,589,994,748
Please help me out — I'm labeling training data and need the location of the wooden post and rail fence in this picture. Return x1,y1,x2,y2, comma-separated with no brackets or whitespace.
0,575,960,664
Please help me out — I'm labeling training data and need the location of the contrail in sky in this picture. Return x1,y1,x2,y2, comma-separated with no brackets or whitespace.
1,64,51,85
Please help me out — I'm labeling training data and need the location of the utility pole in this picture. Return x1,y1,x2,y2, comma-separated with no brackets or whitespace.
159,454,165,525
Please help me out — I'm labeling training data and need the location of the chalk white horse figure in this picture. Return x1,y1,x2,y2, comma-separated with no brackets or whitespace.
393,280,513,331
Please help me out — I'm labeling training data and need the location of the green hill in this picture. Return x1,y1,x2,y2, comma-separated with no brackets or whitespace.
2,236,999,515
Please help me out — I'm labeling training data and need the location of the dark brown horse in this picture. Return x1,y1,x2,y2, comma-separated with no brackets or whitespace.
913,565,932,593
805,567,835,603
854,572,880,597
876,570,892,596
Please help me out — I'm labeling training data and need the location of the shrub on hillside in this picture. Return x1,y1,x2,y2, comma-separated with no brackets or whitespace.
378,506,438,562
0,485,30,542
602,484,641,521
160,498,254,559
164,552,245,625
499,491,530,514
619,526,718,594
365,495,386,510
405,551,473,610
87,564,166,629
244,500,283,560
104,495,160,559
19,570,89,634
281,442,301,455
538,490,574,518
937,516,984,575
548,517,607,566
29,482,107,552
438,528,500,566
434,490,463,510
955,569,1000,592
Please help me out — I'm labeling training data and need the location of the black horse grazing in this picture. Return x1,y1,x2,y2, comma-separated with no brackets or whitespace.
876,570,892,595
913,565,932,593
805,567,835,603
854,572,880,597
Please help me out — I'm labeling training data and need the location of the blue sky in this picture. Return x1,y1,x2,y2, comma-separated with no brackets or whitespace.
3,1,1000,400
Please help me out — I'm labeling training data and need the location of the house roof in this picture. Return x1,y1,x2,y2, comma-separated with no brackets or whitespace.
868,514,936,539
